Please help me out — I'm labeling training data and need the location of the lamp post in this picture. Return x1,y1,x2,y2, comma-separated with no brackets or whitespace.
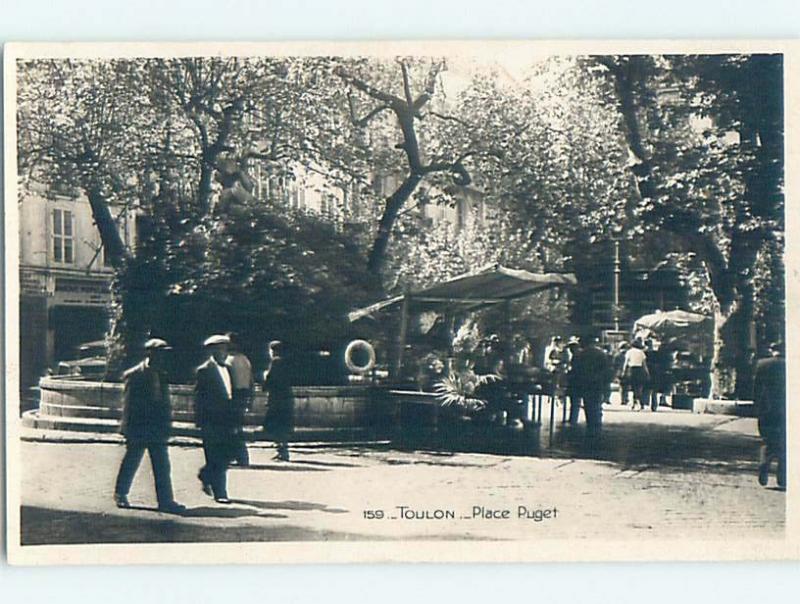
611,230,623,333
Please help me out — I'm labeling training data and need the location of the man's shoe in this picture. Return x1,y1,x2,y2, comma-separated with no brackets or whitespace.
758,462,770,487
114,494,131,509
157,501,186,514
215,496,232,504
197,473,213,497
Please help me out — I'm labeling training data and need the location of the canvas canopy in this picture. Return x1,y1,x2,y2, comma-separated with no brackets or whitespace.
348,264,577,322
633,309,710,334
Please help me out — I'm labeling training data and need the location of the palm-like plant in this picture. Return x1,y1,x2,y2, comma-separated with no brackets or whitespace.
433,371,500,413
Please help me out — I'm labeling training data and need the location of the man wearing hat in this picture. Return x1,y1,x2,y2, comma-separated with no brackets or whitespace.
195,334,238,503
114,338,184,513
262,340,294,462
753,341,786,488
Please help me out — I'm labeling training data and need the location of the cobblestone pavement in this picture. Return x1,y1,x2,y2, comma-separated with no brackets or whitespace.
17,406,785,545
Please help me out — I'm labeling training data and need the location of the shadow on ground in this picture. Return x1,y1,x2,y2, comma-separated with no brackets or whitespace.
20,505,375,545
125,503,287,519
230,463,329,472
232,499,349,514
390,416,763,476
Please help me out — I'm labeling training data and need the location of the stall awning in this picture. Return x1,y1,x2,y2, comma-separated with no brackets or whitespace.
633,309,711,336
348,264,576,322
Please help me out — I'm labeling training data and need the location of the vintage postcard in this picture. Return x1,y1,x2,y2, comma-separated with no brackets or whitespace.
3,40,799,564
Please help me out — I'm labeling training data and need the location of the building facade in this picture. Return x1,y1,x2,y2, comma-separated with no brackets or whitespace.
18,184,136,392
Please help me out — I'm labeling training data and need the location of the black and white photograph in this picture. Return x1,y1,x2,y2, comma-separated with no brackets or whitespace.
3,41,796,564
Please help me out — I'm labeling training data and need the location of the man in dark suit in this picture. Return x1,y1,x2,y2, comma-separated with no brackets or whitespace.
195,334,239,503
263,340,295,462
114,338,184,513
571,336,611,437
753,341,786,489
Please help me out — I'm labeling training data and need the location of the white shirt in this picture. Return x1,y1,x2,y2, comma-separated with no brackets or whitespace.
624,348,647,368
543,344,561,372
226,353,253,390
210,357,233,399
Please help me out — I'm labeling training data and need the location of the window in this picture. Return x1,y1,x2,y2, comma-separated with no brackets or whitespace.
52,208,74,264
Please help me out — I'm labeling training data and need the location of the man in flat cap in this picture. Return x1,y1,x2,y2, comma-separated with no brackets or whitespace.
195,334,238,503
262,340,294,462
114,338,184,513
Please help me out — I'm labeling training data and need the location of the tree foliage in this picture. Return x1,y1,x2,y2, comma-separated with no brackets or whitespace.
16,54,784,391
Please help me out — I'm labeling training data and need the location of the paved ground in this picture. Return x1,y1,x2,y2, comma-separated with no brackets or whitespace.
17,404,785,545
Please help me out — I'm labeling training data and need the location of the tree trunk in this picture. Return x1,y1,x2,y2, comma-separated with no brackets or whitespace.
367,173,423,275
86,188,129,269
197,153,216,215
709,283,753,399
710,300,737,398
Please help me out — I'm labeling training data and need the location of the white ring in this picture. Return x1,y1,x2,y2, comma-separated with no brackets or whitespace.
344,339,376,374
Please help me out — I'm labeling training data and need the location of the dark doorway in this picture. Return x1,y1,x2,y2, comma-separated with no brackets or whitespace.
50,305,109,362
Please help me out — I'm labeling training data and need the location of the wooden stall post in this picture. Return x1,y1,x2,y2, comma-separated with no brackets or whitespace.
390,293,410,381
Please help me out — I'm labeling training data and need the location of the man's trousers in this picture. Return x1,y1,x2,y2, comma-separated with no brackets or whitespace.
199,432,236,499
114,440,175,506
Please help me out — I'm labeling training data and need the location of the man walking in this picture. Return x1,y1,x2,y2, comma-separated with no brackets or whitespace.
754,341,786,489
195,334,239,503
263,340,295,462
114,338,184,513
227,333,253,467
622,339,650,411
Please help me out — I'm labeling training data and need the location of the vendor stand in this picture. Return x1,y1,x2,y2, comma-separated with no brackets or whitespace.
632,309,712,406
348,264,576,444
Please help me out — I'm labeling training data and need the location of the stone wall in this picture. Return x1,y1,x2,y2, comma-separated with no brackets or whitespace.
37,377,387,429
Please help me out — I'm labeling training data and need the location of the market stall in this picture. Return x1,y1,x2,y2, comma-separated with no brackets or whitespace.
632,309,713,405
348,264,577,441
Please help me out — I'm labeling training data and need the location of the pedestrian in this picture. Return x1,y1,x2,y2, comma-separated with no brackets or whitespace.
565,336,582,424
622,339,650,411
647,339,672,411
515,336,534,367
600,342,614,405
226,333,253,467
113,338,185,513
545,336,569,407
262,340,295,462
614,342,630,405
753,341,786,489
543,336,563,374
643,339,656,411
572,336,611,436
195,334,239,504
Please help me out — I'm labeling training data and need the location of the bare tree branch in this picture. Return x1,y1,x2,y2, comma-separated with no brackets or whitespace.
335,67,403,107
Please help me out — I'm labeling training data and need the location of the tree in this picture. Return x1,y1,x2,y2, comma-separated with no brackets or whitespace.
592,54,784,397
17,59,155,268
334,58,500,277
17,57,327,372
19,58,384,378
